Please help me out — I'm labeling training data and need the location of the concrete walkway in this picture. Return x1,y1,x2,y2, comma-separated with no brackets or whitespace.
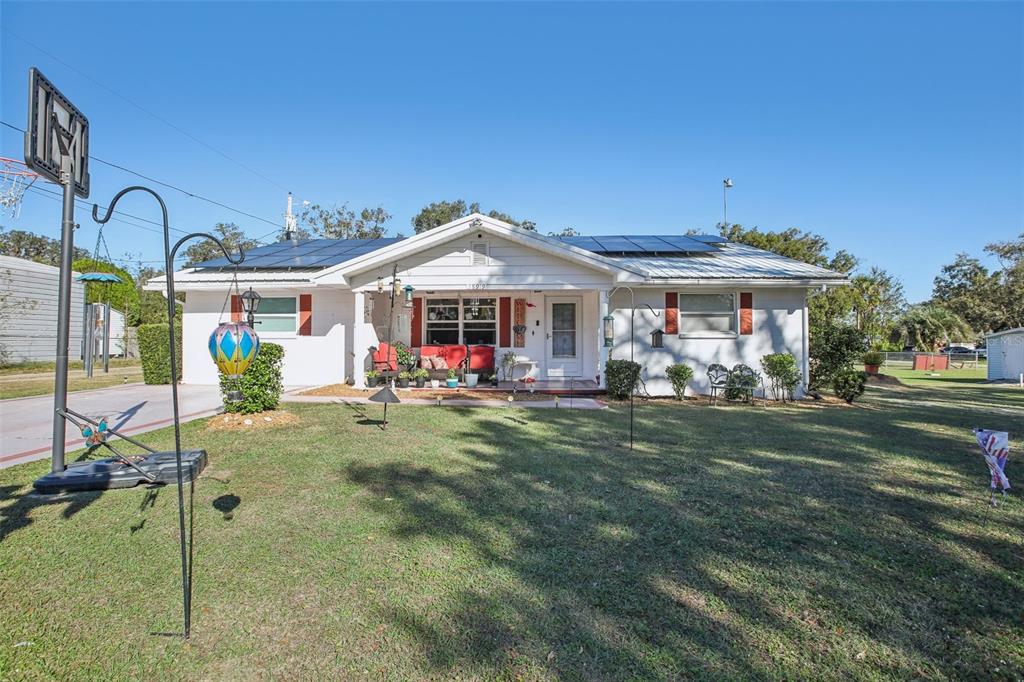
281,394,606,409
0,384,225,470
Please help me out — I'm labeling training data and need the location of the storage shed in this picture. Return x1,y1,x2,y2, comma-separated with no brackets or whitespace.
986,327,1024,382
0,255,84,364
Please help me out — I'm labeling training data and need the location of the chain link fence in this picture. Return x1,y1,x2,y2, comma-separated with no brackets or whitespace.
882,351,986,370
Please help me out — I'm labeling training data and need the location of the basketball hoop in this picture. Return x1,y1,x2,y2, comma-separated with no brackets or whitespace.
0,156,39,219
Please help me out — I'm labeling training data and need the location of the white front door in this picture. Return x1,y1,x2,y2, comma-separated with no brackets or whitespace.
546,296,581,377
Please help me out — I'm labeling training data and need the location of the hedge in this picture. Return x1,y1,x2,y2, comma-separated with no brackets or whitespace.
220,342,284,414
666,363,694,400
605,359,640,400
137,323,182,384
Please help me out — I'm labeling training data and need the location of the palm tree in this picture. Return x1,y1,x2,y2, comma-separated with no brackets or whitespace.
890,304,972,351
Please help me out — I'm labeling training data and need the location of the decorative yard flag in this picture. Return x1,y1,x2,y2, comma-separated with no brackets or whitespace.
973,429,1010,505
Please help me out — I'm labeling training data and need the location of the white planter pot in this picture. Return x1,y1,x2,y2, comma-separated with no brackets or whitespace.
464,373,479,388
430,379,440,389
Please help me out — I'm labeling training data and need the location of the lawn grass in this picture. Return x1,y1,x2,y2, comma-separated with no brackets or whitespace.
1,381,1022,679
0,360,144,400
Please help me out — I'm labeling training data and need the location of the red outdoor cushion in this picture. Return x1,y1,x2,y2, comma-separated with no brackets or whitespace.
467,345,495,372
420,345,444,360
445,345,467,370
372,342,398,371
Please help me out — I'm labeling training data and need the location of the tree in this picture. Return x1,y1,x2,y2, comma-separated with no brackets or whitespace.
299,203,392,240
984,232,1024,330
183,223,262,267
890,304,972,351
549,227,580,237
932,253,1000,334
850,268,906,345
411,200,536,233
70,258,140,322
0,227,89,266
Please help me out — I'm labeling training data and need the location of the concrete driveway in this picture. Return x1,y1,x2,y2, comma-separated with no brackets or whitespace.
0,384,225,470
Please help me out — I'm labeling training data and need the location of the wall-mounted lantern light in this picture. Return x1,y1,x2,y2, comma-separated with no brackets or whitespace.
377,275,384,294
650,328,664,349
240,287,262,327
603,313,615,348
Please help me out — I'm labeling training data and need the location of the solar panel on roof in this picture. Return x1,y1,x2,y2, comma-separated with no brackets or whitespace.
687,234,728,244
657,235,720,253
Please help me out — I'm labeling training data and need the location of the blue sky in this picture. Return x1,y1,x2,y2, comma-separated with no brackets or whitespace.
2,1,1021,301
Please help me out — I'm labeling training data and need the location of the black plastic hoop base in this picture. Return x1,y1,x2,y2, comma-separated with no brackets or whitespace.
32,450,208,494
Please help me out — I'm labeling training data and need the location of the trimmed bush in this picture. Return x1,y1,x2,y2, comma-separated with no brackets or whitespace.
666,363,694,400
761,353,801,401
220,342,284,414
809,322,866,390
137,323,181,384
605,359,640,400
832,369,868,404
725,367,760,401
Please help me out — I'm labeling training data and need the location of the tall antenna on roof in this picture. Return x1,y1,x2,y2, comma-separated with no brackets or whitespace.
283,192,298,243
722,178,733,229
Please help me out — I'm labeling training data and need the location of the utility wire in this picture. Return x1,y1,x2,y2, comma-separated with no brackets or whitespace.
3,28,290,194
1,120,286,231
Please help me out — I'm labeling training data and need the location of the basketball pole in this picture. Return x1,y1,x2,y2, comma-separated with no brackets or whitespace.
49,153,76,475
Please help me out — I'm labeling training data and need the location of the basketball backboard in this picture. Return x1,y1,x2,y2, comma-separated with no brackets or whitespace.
24,67,90,198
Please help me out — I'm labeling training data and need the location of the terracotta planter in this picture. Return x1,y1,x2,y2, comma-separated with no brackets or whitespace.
864,364,879,375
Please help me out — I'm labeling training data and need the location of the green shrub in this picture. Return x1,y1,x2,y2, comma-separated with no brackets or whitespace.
725,367,760,401
666,363,694,400
809,322,866,390
137,323,181,384
394,342,415,369
862,350,885,366
220,342,284,414
605,359,640,400
832,369,868,404
761,353,801,401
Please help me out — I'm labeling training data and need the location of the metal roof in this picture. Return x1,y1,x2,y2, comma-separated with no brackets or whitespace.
194,237,405,269
607,242,844,280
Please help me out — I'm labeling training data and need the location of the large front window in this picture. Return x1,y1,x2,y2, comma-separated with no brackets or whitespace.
253,296,297,332
678,293,736,335
424,297,497,345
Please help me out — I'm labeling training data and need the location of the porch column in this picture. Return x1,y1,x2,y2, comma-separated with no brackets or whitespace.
598,289,609,388
351,290,367,389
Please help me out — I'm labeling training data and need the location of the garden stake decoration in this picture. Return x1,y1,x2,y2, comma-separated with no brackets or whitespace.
973,428,1010,506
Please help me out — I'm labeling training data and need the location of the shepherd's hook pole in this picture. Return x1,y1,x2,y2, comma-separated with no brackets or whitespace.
93,186,242,640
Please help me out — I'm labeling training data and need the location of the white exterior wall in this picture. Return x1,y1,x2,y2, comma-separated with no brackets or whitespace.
987,332,1024,381
182,289,347,387
0,256,85,364
610,286,809,397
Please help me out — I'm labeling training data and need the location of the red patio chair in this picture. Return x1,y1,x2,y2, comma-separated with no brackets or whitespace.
372,343,398,372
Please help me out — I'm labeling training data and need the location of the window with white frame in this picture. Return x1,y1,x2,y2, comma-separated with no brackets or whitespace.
424,297,497,345
678,293,736,335
253,296,297,333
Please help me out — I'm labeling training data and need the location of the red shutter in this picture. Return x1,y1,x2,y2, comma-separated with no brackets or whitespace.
299,294,312,335
230,295,242,322
739,292,753,335
499,297,511,347
664,292,678,335
411,298,423,348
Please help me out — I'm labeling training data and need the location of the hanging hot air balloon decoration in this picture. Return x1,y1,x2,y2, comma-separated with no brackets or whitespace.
209,287,262,401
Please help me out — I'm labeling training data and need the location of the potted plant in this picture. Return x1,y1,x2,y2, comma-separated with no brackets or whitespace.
430,377,440,389
489,373,499,387
464,366,479,388
446,368,458,389
413,367,429,388
501,350,517,382
862,350,884,376
397,370,411,388
366,369,381,386
395,342,416,371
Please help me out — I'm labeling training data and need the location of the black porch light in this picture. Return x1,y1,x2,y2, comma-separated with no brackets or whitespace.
603,313,615,348
650,328,664,349
240,287,262,326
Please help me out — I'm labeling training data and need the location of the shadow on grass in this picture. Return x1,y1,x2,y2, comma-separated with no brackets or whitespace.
342,384,1023,678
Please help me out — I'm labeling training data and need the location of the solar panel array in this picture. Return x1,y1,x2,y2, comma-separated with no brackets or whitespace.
194,237,405,269
556,235,724,254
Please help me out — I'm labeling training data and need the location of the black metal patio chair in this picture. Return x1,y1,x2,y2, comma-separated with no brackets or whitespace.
707,363,729,406
730,364,765,405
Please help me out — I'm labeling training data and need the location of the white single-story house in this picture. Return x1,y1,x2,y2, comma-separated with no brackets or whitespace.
147,213,847,396
0,255,85,364
985,328,1024,382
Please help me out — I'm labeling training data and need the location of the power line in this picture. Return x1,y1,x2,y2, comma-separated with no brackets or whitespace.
26,183,189,235
3,27,290,194
1,120,287,232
